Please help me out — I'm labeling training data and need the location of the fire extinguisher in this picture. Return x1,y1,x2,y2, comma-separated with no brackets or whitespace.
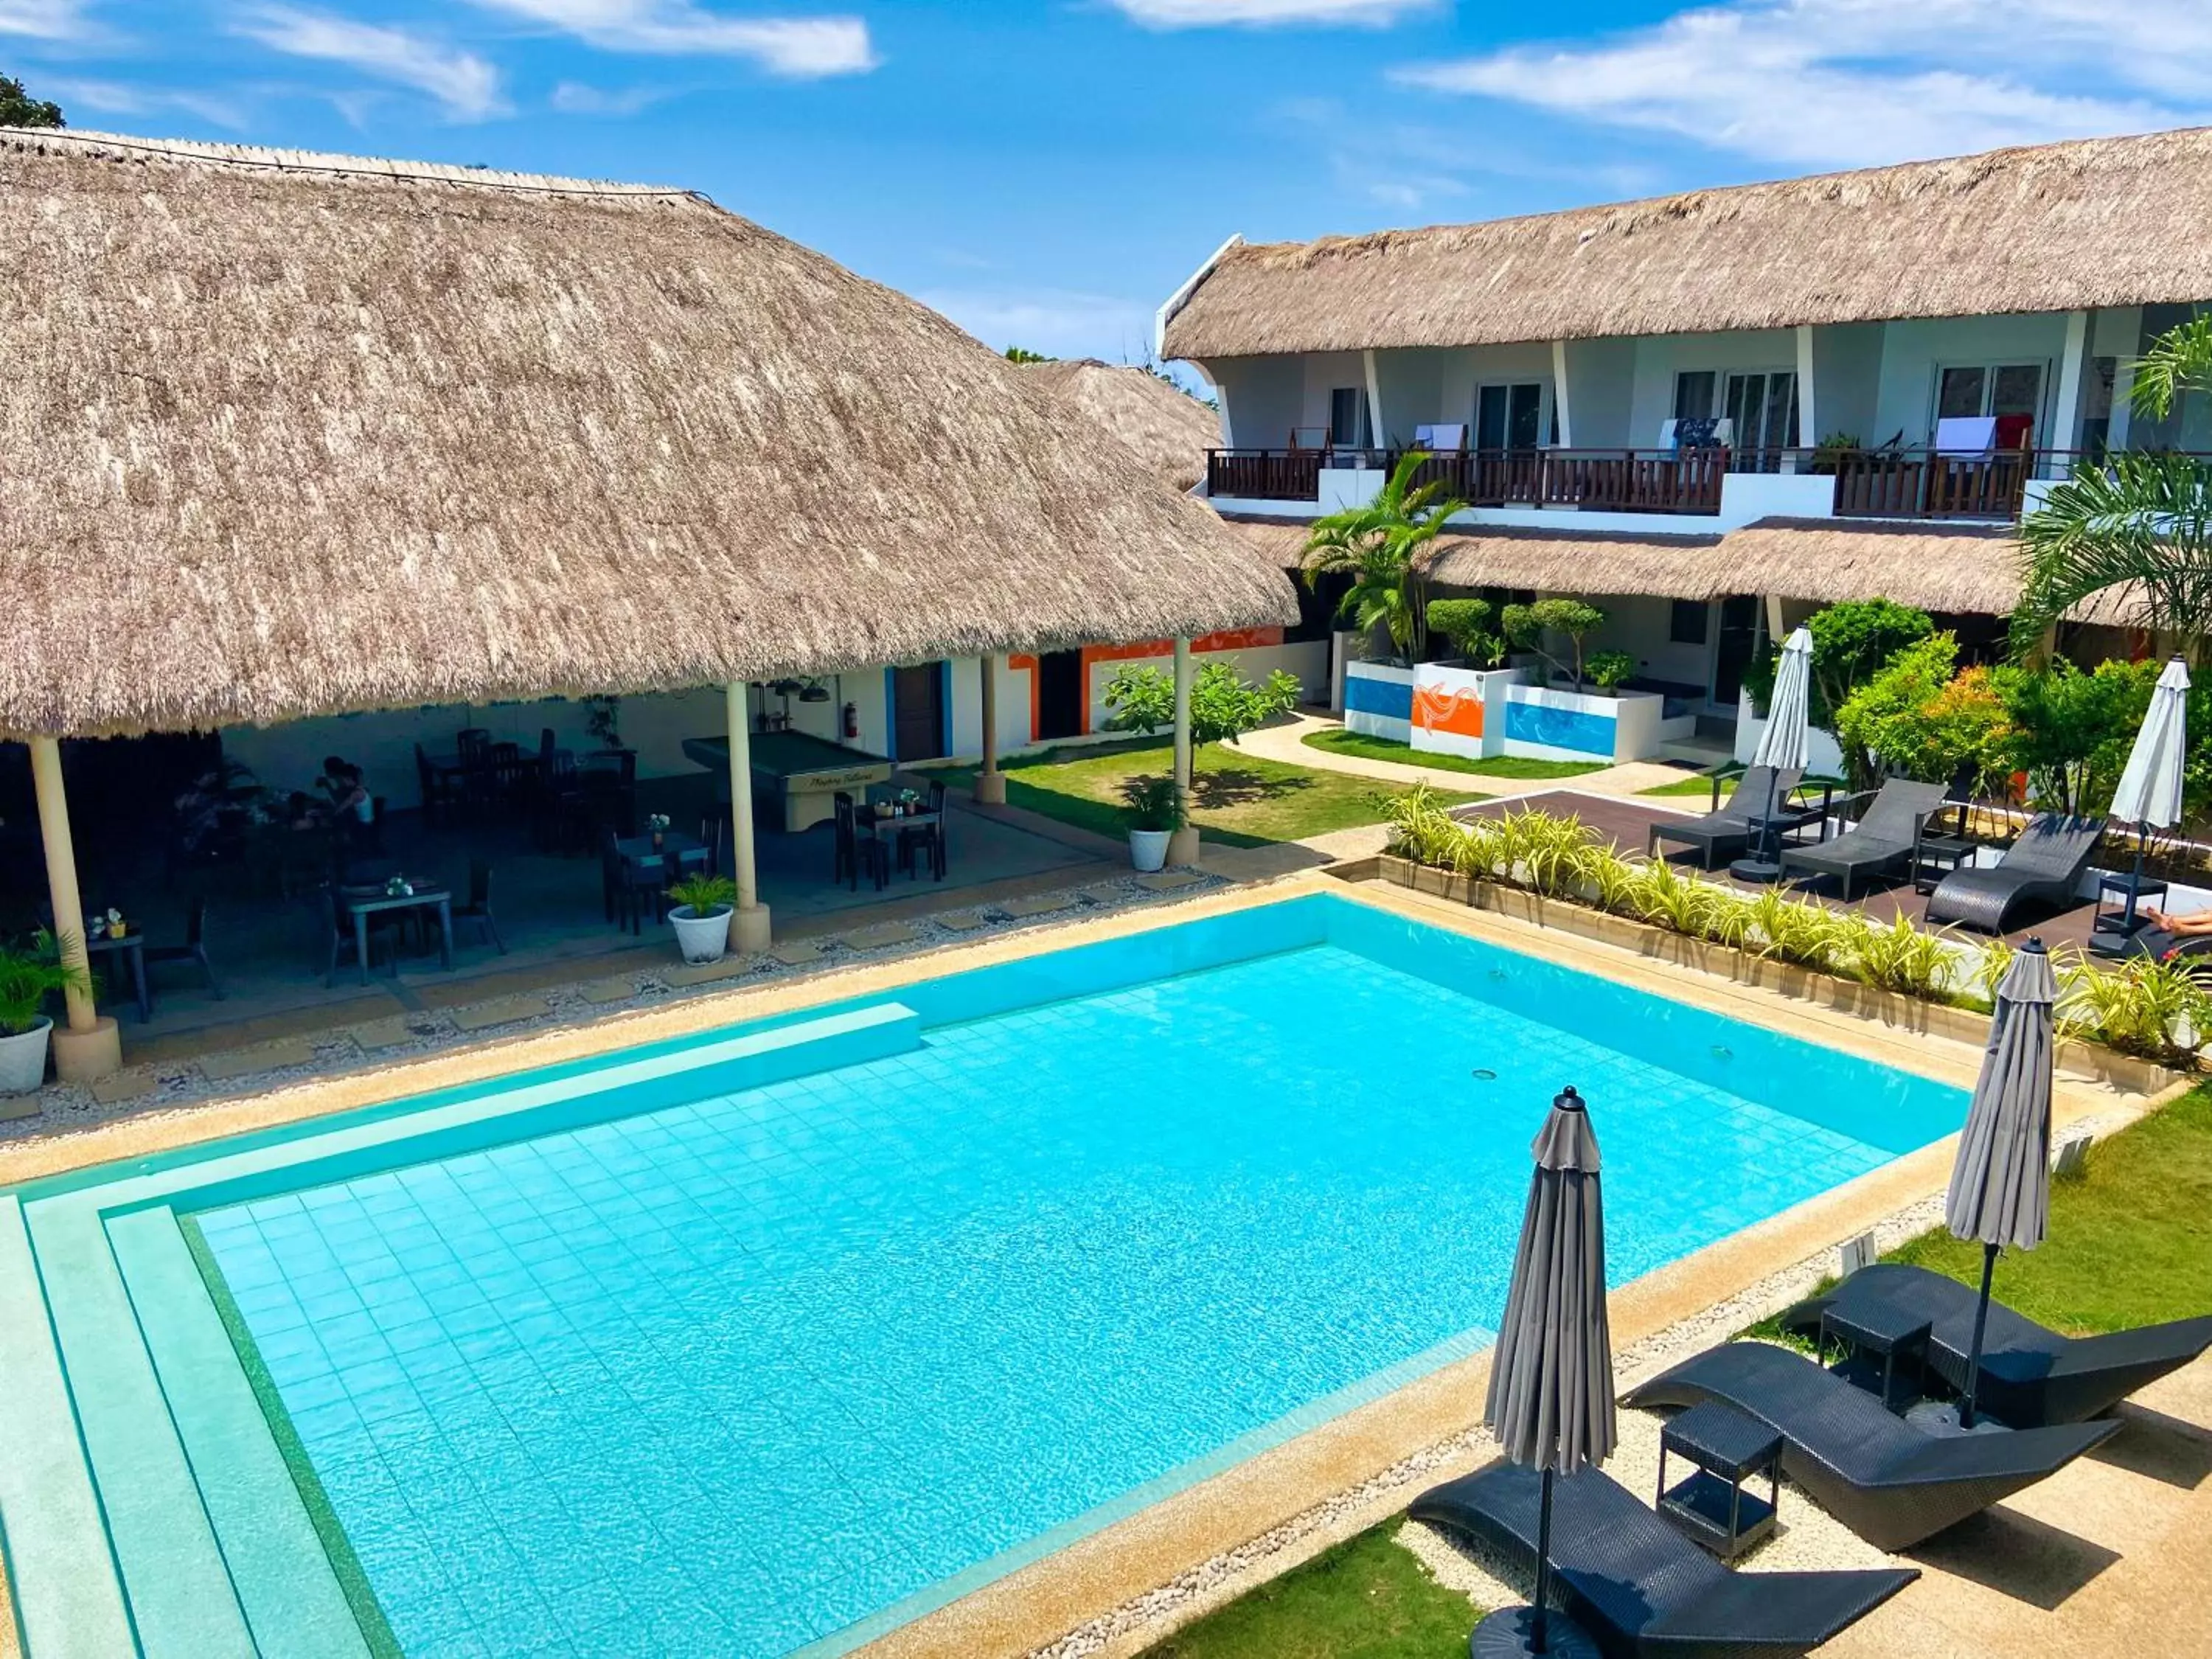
842,701,859,740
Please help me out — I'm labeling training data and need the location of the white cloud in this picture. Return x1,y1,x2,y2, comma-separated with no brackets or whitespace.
38,76,252,130
470,1,876,75
548,79,669,115
919,286,1161,365
0,0,92,41
1107,0,1436,25
234,7,508,122
1397,0,2212,170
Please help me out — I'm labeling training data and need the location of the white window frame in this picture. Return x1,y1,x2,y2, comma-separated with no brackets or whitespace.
1927,358,2054,447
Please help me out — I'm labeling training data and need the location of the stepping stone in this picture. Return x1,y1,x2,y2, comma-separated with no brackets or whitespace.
578,976,641,1006
933,911,988,933
1079,884,1128,908
845,922,920,951
349,1015,428,1052
449,995,552,1033
662,957,751,988
998,894,1075,920
89,1071,159,1107
198,1038,321,1084
768,940,826,966
1136,871,1206,893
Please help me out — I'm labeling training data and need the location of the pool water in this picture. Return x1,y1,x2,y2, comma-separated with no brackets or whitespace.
192,902,1962,1658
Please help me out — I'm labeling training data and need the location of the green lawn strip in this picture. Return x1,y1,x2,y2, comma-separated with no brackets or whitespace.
1747,1084,2212,1345
1136,1523,1477,1659
178,1214,405,1659
948,739,1481,847
1301,728,1602,781
1638,772,1734,799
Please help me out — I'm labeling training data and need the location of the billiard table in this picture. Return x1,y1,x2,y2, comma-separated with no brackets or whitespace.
684,730,894,832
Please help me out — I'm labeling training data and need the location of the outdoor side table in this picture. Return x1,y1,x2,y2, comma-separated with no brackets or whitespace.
1657,1399,1784,1560
1913,831,1978,894
85,932,151,1023
2093,872,2167,939
1820,1301,1933,1415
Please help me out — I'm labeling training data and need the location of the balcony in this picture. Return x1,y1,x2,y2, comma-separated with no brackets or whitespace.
1205,447,1726,515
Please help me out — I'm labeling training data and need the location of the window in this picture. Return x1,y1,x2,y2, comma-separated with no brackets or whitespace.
1329,386,1370,448
1673,371,1717,422
1725,370,1799,453
1669,599,1710,646
1935,362,2045,448
1475,382,1544,451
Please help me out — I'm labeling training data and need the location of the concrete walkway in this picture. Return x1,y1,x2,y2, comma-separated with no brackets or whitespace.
1228,710,1701,801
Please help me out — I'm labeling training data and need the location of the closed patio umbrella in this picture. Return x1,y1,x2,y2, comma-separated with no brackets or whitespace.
1942,937,2056,1430
1477,1085,1613,1658
2107,655,2190,931
1732,625,1813,883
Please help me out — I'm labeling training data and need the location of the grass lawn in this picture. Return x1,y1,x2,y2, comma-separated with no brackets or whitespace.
1136,1525,1475,1659
950,739,1481,848
1638,771,1733,799
1301,728,1604,781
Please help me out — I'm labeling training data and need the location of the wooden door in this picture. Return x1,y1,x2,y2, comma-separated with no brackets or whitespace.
891,663,945,762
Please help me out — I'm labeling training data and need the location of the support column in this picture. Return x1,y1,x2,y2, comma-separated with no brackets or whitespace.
724,683,773,953
1167,639,1200,868
2050,308,2093,470
30,737,118,1083
1794,324,1818,452
1549,340,1573,448
975,655,1006,805
1362,349,1385,453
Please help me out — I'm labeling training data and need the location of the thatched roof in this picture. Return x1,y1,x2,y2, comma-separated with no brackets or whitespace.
1717,518,2150,626
0,129,1294,740
1022,359,1219,493
1165,127,2212,359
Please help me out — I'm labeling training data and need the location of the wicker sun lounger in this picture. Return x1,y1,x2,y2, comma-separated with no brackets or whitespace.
1646,765,1806,870
1411,1461,1917,1659
1775,779,1949,901
1621,1342,2121,1550
1780,1263,2212,1428
1921,813,2106,933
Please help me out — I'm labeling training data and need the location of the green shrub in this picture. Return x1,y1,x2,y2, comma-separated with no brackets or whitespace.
1586,650,1638,692
0,930,94,1034
1102,661,1301,746
1503,598,1607,691
1425,598,1506,667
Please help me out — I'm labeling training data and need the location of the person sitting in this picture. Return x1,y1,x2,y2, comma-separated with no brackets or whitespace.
319,757,374,829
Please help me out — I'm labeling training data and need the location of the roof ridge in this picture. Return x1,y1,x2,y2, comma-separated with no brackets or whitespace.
1228,123,2212,260
0,125,696,202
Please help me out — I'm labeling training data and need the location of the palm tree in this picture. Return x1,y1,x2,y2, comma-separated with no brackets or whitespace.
1299,451,1467,661
2014,319,2212,657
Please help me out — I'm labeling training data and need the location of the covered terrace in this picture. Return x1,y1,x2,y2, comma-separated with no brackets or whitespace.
0,128,1295,1087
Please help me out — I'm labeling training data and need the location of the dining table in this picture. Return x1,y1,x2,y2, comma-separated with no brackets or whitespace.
84,928,152,1023
336,882,453,987
858,787,945,887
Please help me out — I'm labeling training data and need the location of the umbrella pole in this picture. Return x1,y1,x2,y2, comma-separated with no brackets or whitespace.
1959,1241,1999,1430
2126,826,2147,932
1532,1464,1554,1654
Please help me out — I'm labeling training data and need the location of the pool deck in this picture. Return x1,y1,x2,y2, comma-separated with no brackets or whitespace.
0,864,2196,1659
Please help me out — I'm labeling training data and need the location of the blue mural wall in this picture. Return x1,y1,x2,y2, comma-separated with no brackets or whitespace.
1503,698,1615,757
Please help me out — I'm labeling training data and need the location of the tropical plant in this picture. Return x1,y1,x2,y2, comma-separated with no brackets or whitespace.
583,695,622,748
1385,782,1463,867
1100,661,1301,746
1833,634,2018,793
1299,451,1468,660
667,873,737,914
1425,597,1507,667
1585,650,1638,693
1002,346,1054,364
1745,598,1935,726
2014,316,2212,654
0,931,91,1037
1845,911,1959,1000
1119,773,1187,832
1806,431,1864,476
2058,954,2207,1062
0,74,63,130
1503,598,1607,692
2000,655,2160,815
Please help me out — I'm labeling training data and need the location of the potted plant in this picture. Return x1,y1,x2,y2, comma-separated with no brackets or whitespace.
666,874,738,964
0,931,93,1095
1586,651,1638,695
1119,774,1186,873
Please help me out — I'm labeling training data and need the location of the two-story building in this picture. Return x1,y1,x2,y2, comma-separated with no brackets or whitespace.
1160,126,2211,754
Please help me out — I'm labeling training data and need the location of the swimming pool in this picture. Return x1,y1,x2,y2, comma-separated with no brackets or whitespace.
0,893,1966,1658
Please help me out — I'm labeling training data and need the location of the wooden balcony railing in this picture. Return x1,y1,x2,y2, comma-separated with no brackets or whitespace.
1206,446,1728,515
1823,448,2038,520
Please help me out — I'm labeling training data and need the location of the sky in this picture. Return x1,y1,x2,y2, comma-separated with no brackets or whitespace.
7,1,2212,366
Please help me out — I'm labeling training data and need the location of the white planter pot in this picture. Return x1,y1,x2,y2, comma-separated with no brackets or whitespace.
0,1017,52,1095
1128,829,1172,873
668,905,734,965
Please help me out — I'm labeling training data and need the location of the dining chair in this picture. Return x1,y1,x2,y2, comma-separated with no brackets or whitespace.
897,781,948,881
832,794,886,892
449,860,505,954
144,897,223,1000
319,886,390,986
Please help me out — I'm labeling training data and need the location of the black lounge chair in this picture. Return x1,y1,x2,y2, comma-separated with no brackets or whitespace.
1646,765,1806,871
2103,925,2212,968
1411,1461,1916,1659
1921,813,2106,934
1776,779,1949,901
1621,1342,2120,1550
1780,1262,2212,1429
